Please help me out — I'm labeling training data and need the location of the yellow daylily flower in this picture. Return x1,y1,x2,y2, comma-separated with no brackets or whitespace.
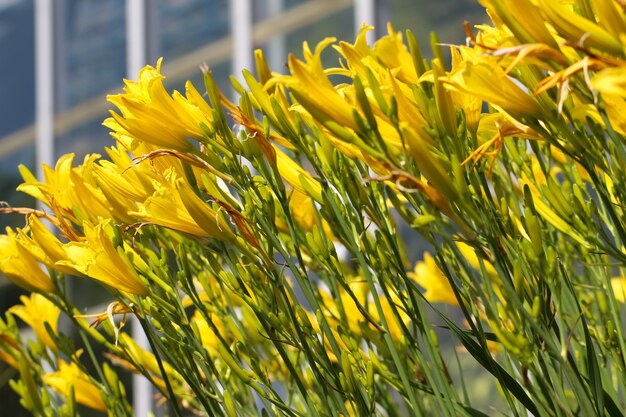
537,0,622,56
569,103,605,128
335,31,420,150
17,154,76,211
16,216,79,276
485,0,557,48
408,253,458,306
130,171,235,240
450,48,483,132
91,146,163,223
464,113,542,168
17,154,112,232
445,60,540,116
106,58,213,151
600,94,626,137
191,310,227,352
9,293,60,351
274,146,323,202
282,188,334,238
43,357,107,411
592,66,626,98
57,221,148,295
289,188,317,230
472,22,516,51
611,277,626,302
118,333,183,386
372,24,419,84
456,242,499,281
592,0,626,41
176,177,236,242
319,280,408,342
0,229,55,293
282,39,360,132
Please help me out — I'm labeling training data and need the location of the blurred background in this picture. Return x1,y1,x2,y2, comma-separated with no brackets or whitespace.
0,0,487,415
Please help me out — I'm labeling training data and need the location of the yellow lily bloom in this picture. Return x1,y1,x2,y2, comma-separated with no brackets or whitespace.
282,39,359,132
282,188,334,238
485,0,557,48
592,0,626,41
274,146,323,202
408,253,458,306
289,188,317,230
17,154,112,230
16,216,78,276
464,113,542,168
118,333,183,386
591,66,626,135
611,277,626,302
319,280,408,342
592,67,626,97
456,242,499,281
335,29,421,150
58,220,148,295
372,24,419,84
602,94,626,137
43,357,107,411
17,154,82,210
9,293,60,351
450,48,483,132
130,171,235,240
106,58,213,151
445,60,540,117
0,229,55,293
191,310,227,352
537,0,622,56
176,177,236,242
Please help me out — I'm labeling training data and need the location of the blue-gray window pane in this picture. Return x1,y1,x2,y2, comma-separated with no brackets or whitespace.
57,0,126,110
158,0,229,60
55,118,109,160
0,0,34,138
387,0,487,45
286,6,354,62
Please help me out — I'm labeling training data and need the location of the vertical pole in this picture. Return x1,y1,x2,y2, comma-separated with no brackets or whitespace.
127,0,147,77
230,0,253,90
354,0,376,44
34,0,54,186
126,1,152,416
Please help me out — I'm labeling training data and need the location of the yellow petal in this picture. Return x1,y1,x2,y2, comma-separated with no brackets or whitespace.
538,0,622,55
106,58,214,151
9,293,60,351
408,253,458,305
0,231,55,293
43,358,107,411
274,146,323,202
445,60,540,116
176,177,236,241
58,221,148,295
611,277,626,302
